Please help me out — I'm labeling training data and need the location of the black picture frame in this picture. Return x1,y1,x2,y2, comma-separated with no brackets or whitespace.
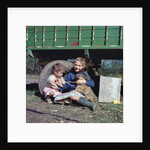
1,1,149,146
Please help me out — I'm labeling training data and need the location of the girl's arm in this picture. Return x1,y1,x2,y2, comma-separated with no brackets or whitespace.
85,73,95,87
59,73,76,91
55,79,63,88
47,75,59,88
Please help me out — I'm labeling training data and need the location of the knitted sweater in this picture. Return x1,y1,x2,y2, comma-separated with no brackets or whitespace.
59,69,95,92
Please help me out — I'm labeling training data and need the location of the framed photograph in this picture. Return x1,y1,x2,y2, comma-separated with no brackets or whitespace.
26,25,123,123
7,7,143,143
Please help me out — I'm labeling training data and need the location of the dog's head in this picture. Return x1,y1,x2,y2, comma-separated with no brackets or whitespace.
75,74,89,81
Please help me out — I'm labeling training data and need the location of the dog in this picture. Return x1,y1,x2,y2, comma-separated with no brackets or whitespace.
74,74,98,104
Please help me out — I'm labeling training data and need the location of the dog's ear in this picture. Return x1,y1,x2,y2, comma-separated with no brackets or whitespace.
85,76,90,81
80,75,89,81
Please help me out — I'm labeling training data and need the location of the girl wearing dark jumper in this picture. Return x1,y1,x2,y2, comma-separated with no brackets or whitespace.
55,57,97,111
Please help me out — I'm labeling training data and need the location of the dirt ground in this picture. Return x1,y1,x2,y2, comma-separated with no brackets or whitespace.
26,78,123,123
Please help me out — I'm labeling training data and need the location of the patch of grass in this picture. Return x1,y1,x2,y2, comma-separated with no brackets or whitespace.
26,94,41,102
26,90,36,95
102,103,123,111
26,74,39,79
97,102,123,123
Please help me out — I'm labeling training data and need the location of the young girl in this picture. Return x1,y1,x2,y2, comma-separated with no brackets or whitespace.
55,57,97,111
43,63,66,103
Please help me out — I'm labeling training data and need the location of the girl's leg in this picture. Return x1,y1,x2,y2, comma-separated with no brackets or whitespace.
48,91,54,97
70,96,97,111
46,91,55,103
70,96,80,101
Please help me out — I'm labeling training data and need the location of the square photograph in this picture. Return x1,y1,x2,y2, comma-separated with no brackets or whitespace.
26,26,123,123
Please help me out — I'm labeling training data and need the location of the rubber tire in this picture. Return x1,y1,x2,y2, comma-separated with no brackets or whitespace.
38,60,73,95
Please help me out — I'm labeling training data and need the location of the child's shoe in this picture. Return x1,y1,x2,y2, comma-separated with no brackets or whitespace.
64,99,71,104
46,98,53,103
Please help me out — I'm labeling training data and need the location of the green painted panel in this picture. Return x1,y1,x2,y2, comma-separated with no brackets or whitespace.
106,26,120,45
68,26,79,46
80,26,92,46
36,26,43,47
45,26,55,47
27,26,35,47
55,26,66,46
94,26,105,45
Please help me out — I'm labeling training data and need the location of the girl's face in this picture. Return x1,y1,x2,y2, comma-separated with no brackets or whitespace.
73,61,85,73
54,71,64,78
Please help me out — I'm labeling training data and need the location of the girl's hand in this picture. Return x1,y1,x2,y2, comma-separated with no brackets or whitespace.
62,81,66,84
76,79,86,85
55,79,63,87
